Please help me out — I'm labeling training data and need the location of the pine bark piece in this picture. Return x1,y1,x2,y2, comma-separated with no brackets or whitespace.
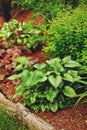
0,92,56,130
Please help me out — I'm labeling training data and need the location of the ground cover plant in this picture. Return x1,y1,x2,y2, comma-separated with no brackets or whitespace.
8,56,87,112
0,107,29,130
0,19,45,50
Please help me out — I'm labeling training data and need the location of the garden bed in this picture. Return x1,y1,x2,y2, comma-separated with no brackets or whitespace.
0,10,87,130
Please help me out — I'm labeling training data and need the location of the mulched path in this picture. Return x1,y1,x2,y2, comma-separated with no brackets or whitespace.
0,10,87,130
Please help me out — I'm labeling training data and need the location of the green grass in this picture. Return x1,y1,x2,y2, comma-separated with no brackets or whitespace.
0,107,29,130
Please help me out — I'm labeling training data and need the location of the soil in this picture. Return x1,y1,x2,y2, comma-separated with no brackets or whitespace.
0,11,87,130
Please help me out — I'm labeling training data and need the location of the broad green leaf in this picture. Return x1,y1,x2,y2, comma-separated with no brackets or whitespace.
46,89,58,102
16,84,25,95
25,71,34,86
45,71,54,76
14,56,29,65
8,73,22,80
47,58,64,73
33,63,46,70
64,70,81,82
22,69,29,81
49,102,58,112
30,97,36,104
62,56,71,64
13,64,23,72
31,70,47,85
63,86,77,98
48,75,62,88
65,60,81,68
67,70,81,81
41,105,46,112
64,73,74,82
47,58,61,65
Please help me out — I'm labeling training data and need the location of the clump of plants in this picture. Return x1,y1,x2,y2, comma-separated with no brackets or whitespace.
8,56,87,112
43,5,87,68
0,107,29,130
0,19,45,50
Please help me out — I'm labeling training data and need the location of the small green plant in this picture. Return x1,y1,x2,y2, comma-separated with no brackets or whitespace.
0,107,29,130
8,56,87,112
0,19,45,49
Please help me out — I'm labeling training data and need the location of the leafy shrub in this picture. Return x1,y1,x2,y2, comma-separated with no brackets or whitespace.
43,5,87,67
0,107,29,130
15,0,64,21
8,56,87,112
0,19,45,50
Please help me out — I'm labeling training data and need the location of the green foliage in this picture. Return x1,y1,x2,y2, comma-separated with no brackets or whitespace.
0,19,45,49
8,56,87,112
43,5,87,68
0,107,29,130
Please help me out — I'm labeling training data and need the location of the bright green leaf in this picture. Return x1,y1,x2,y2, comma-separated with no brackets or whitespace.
48,75,62,88
62,55,71,64
13,64,23,72
63,86,77,98
64,73,73,82
46,89,58,102
8,73,22,80
33,63,46,69
65,60,81,68
50,102,58,112
14,56,29,65
30,97,36,104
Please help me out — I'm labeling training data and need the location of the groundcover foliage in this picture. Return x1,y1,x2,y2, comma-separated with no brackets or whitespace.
0,19,45,49
8,56,87,112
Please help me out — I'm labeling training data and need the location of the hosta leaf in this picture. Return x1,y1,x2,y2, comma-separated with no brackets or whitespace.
25,71,34,86
22,69,29,81
47,58,61,65
14,56,29,65
8,73,22,80
48,75,62,88
31,70,47,85
67,70,81,81
63,86,77,98
47,58,64,73
13,64,23,72
46,89,58,102
16,84,25,95
41,105,46,112
64,73,73,82
50,102,58,112
65,60,81,68
64,70,81,82
33,63,46,69
62,56,71,64
30,97,36,104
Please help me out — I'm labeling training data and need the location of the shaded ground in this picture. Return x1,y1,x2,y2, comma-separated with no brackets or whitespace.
0,11,87,130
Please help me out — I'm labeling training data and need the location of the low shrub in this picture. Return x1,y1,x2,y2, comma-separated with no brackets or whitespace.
8,56,87,112
43,5,87,68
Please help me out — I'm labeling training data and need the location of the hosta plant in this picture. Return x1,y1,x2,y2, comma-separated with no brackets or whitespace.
0,19,45,49
8,56,87,112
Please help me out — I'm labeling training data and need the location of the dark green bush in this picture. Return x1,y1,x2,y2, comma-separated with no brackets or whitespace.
43,5,87,68
8,56,87,112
